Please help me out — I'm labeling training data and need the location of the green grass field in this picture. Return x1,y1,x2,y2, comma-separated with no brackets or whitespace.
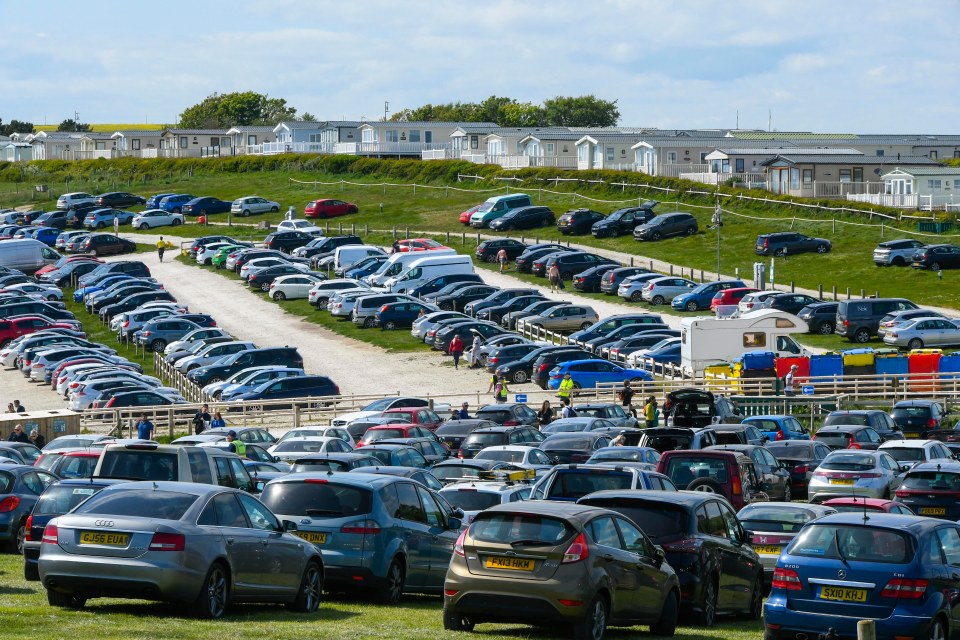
0,553,762,640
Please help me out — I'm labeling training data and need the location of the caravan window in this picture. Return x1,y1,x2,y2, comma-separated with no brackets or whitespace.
742,332,766,348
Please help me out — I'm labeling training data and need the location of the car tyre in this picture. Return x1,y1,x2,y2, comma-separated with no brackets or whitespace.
783,484,792,502
443,606,475,631
512,369,528,384
23,560,39,581
172,218,182,226
685,225,697,236
580,321,593,330
745,576,763,619
629,291,642,302
150,339,167,353
139,223,150,230
853,328,871,343
273,291,286,301
686,300,700,312
688,478,723,494
363,316,376,329
242,209,251,217
191,562,229,619
817,321,835,335
651,295,665,305
650,231,662,241
927,618,947,640
908,338,924,350
930,261,941,271
377,559,405,606
484,255,496,263
288,561,322,613
13,520,26,554
694,578,717,627
774,248,785,256
270,206,279,212
260,282,270,292
439,302,453,311
384,320,398,330
816,244,829,254
47,589,87,609
573,594,608,640
650,591,678,636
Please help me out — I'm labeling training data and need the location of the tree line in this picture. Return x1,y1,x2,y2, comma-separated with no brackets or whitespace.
389,95,620,128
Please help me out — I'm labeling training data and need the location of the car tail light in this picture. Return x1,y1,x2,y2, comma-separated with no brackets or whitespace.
457,449,464,459
304,478,329,484
562,532,589,564
24,514,33,541
42,523,58,544
763,238,769,248
379,305,389,312
488,357,498,365
793,464,808,473
70,382,80,389
881,578,928,599
149,532,185,551
503,420,518,426
772,567,802,590
452,530,467,557
928,418,938,427
340,519,381,534
732,471,742,496
848,436,860,449
105,398,116,407
0,496,20,512
141,330,151,337
123,321,130,327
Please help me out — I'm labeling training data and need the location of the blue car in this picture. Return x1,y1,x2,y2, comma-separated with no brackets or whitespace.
630,338,682,368
181,196,232,216
31,227,61,246
157,194,196,213
73,274,133,302
546,358,652,390
343,256,388,279
742,415,811,440
671,279,747,312
765,513,958,640
376,301,435,330
0,464,58,555
259,472,460,603
228,374,339,403
145,192,177,208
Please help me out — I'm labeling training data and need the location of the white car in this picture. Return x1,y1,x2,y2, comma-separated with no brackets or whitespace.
438,480,533,525
307,280,369,306
231,196,280,216
273,425,357,448
473,445,553,473
267,436,355,463
195,242,235,265
329,291,368,317
270,273,326,301
239,257,297,280
276,220,324,236
3,282,63,301
878,439,956,468
57,192,96,210
132,209,185,230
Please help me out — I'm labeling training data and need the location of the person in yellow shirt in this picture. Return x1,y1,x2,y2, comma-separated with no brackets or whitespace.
557,372,574,405
157,236,167,262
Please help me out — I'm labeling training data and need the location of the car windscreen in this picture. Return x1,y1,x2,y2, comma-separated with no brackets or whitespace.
290,460,350,473
824,415,869,426
470,513,574,546
464,433,507,447
439,489,502,512
547,470,632,499
260,482,372,517
820,453,876,471
790,524,912,563
56,455,99,479
737,505,819,533
34,484,106,516
892,407,931,420
97,451,179,481
540,437,592,451
900,470,960,491
881,447,926,462
590,449,643,462
475,449,524,463
74,489,197,520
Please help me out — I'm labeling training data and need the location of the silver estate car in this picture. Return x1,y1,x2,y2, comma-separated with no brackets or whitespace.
39,481,323,618
641,276,696,306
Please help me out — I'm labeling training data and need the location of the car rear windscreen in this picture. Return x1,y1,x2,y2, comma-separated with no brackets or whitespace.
820,453,876,471
900,470,960,491
97,451,179,481
464,433,507,447
363,429,406,443
260,482,372,517
470,513,574,546
431,465,483,481
663,456,729,487
823,415,869,426
892,408,931,420
642,434,693,452
290,460,350,473
34,485,105,516
547,470,632,499
56,455,99,479
439,490,502,512
541,437,592,451
274,440,328,453
738,506,819,533
882,447,927,462
815,432,853,447
475,410,512,424
791,524,912,563
75,489,197,520
0,471,13,494
475,450,524,463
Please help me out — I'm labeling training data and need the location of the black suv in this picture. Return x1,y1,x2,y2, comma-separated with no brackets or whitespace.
187,346,304,386
433,284,499,312
822,410,903,442
515,243,567,272
571,264,618,293
264,230,313,253
95,192,146,208
474,238,527,263
464,288,540,317
755,232,831,256
911,244,960,271
664,388,740,428
762,292,821,315
472,403,540,427
633,212,698,241
407,273,482,298
34,210,71,229
488,206,555,231
798,301,839,335
600,266,652,294
544,251,617,281
835,297,918,343
591,201,659,238
457,426,545,458
556,208,605,235
294,235,362,262
186,235,245,259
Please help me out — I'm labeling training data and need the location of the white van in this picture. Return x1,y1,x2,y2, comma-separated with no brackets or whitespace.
0,239,61,274
363,248,456,287
384,255,474,293
333,245,386,272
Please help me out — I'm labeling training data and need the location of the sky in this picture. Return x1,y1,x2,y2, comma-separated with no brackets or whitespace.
3,0,958,133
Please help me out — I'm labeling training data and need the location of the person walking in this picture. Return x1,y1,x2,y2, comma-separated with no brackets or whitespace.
537,400,555,427
8,424,30,443
449,334,465,369
210,411,226,429
157,236,167,262
193,404,211,435
29,429,45,449
135,414,154,441
619,380,636,418
391,239,401,254
557,372,574,405
493,376,510,403
496,248,509,272
113,213,120,236
548,263,561,292
643,396,656,429
784,364,799,397
469,334,483,368
561,399,577,419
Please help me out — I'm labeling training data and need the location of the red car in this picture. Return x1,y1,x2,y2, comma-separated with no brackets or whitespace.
395,238,449,252
710,287,759,311
303,199,358,219
34,254,101,277
0,316,83,347
458,205,481,225
379,407,445,431
820,497,914,515
48,449,103,478
356,423,439,447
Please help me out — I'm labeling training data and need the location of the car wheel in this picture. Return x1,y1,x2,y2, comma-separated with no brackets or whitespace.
774,248,785,256
484,255,496,263
91,248,99,257
384,320,397,330
191,563,229,619
96,222,105,229
685,225,697,236
172,218,182,226
747,576,763,620
242,209,251,217
47,589,87,609
694,578,718,627
688,478,723,494
13,520,26,554
572,381,582,390
273,291,286,301
561,271,572,281
817,321,835,335
650,591,678,636
260,282,270,292
578,321,592,331
270,206,279,212
908,338,924,350
443,606,475,632
208,376,223,384
853,328,871,343
783,484,792,502
816,244,829,254
650,231,662,241
610,228,619,238
573,594,608,640
23,560,39,581
891,256,906,266
363,316,376,329
139,223,150,230
542,217,552,227
512,369,528,384
288,561,322,613
928,618,947,640
931,261,942,271
47,294,59,301
630,291,643,302
686,300,700,312
648,295,663,306
377,559,405,606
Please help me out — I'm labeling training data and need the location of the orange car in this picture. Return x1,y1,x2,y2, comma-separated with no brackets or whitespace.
458,205,481,225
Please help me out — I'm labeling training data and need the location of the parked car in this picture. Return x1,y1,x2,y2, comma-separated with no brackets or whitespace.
514,243,567,273
436,478,533,523
822,409,903,441
56,192,97,210
835,297,918,343
586,446,661,466
821,496,914,514
891,399,947,438
264,230,314,253
877,308,951,339
571,264,618,293
276,219,324,236
546,359,652,390
231,196,280,216
571,403,639,429
710,286,759,311
538,433,613,465
741,415,810,441
556,208,605,235
375,300,436,330
873,238,926,266
0,464,57,553
755,232,831,256
807,449,906,502
579,490,763,627
884,316,960,349
517,304,599,333
269,273,324,301
303,198,358,218
706,444,792,500
633,212,698,241
82,208,135,229
672,279,747,312
656,449,766,510
590,201,658,238
181,196,232,216
488,205,554,231
798,301,839,334
911,243,960,270
80,234,137,256
639,276,696,306
600,266,652,295
544,252,616,281
443,501,681,636
474,238,527,263
758,292,822,315
893,461,960,519
456,425,545,459
132,209,184,229
663,388,740,428
95,192,145,208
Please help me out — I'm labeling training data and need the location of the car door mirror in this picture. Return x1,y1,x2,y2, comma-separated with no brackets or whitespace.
654,546,666,567
447,517,462,531
283,519,298,532
900,464,912,473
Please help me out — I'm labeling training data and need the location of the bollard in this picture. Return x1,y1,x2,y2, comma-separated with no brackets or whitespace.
818,284,823,298
846,287,851,300
790,281,795,292
858,620,875,640
860,289,865,298
832,285,837,300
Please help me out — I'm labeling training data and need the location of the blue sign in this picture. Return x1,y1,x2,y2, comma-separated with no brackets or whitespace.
801,385,815,395
514,394,528,403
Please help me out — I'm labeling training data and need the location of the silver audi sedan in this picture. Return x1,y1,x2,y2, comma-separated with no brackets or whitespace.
38,481,323,618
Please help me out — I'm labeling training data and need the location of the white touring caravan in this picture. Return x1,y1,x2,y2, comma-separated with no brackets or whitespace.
680,309,811,375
